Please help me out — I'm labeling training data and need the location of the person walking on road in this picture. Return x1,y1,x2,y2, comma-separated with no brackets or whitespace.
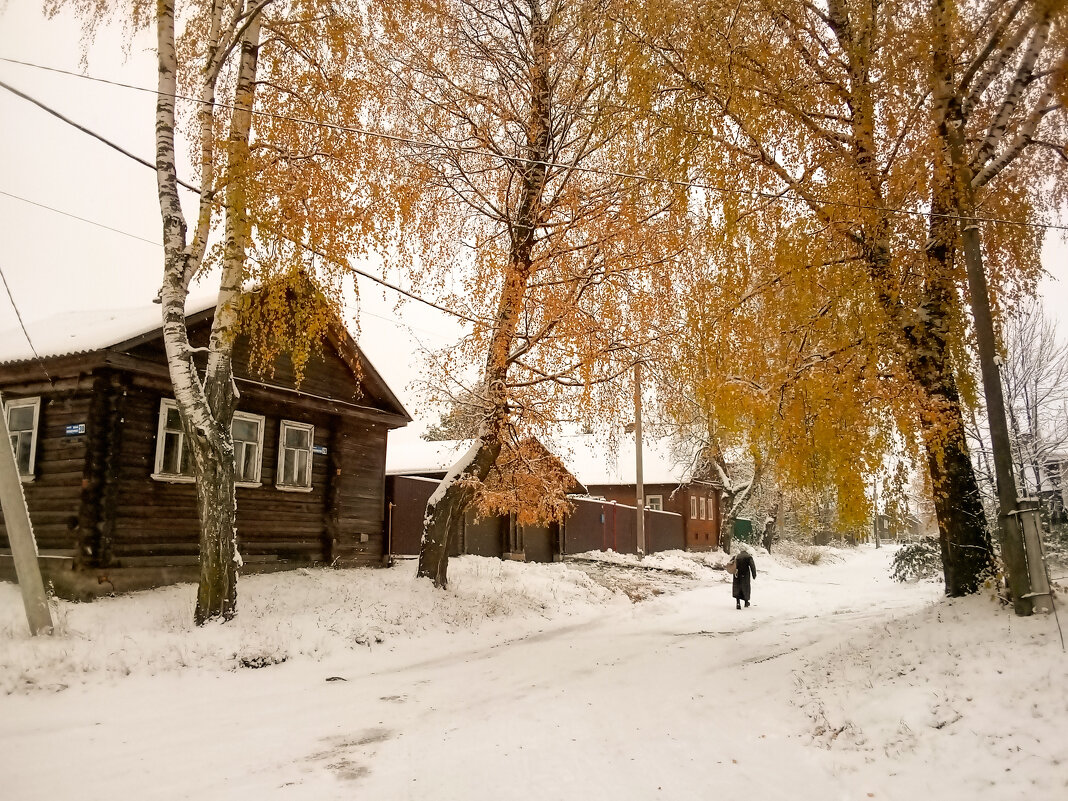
731,547,757,609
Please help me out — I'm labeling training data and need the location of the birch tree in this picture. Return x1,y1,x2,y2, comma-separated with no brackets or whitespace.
657,215,899,552
59,0,387,623
1001,301,1068,495
927,0,1067,607
369,0,682,586
615,0,1063,593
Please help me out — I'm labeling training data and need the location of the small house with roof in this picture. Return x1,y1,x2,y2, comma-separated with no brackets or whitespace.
385,433,584,563
386,432,692,559
0,296,410,598
561,435,723,551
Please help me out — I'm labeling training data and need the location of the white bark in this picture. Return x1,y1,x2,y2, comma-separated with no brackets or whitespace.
971,12,1053,173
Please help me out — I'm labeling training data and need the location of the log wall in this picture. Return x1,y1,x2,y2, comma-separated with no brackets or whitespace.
0,387,91,554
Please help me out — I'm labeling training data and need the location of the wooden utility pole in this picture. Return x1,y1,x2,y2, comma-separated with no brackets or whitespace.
634,361,645,556
0,392,53,635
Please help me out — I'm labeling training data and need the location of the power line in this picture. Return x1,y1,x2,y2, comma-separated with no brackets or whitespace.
0,186,479,325
0,78,198,194
2,55,1065,233
0,188,161,246
0,262,52,384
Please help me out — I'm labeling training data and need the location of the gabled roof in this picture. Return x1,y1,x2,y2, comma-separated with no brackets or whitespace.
386,432,474,475
386,430,584,493
556,434,708,488
0,293,410,424
386,430,706,490
0,293,216,365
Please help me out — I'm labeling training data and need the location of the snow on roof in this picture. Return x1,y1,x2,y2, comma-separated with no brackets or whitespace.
554,434,701,487
0,292,217,365
385,429,703,488
385,429,474,475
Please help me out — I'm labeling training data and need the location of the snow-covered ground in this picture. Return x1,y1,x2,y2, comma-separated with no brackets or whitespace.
1,545,1065,800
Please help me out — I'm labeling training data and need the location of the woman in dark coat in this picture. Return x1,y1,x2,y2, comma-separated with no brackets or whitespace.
732,548,757,609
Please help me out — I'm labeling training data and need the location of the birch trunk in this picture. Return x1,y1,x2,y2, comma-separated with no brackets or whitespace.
154,1,262,623
417,4,552,588
824,0,994,595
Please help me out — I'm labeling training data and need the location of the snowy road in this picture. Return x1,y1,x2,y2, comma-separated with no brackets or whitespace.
5,547,1064,800
0,548,937,800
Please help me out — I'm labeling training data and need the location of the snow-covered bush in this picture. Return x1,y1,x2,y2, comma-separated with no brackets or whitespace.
890,537,943,582
774,541,829,566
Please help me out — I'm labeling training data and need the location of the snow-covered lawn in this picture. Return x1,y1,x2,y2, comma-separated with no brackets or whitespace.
1,545,1065,800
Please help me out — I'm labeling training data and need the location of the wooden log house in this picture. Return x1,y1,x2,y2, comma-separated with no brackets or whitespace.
0,298,410,598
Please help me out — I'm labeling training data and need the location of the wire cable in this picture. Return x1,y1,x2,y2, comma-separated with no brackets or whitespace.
1,55,1065,233
0,262,52,384
0,188,161,247
0,186,479,325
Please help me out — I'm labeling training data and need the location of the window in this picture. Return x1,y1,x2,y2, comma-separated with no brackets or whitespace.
690,495,698,519
153,399,193,481
277,420,314,490
646,494,663,512
233,412,265,486
153,400,264,486
699,496,707,520
708,496,716,520
5,397,41,480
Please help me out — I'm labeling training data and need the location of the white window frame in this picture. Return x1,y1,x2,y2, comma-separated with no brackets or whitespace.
276,420,315,492
232,411,265,488
646,494,663,512
5,396,41,482
152,399,194,483
699,496,707,520
690,495,698,519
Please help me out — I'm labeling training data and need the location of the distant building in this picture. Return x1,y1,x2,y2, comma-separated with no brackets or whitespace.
560,435,723,551
385,432,693,559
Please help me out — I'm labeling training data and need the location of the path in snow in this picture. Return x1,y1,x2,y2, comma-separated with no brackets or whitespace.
1,548,948,800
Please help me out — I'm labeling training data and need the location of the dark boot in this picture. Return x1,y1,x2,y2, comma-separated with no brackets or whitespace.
744,601,750,608
736,601,741,610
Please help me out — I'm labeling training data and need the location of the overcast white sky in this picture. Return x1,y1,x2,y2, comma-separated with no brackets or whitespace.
0,4,1065,431
0,3,468,428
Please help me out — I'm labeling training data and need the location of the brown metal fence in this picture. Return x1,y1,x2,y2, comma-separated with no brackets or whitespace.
387,479,685,560
562,496,684,555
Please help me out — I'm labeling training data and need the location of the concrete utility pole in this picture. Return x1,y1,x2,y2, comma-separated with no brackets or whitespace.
0,392,53,635
634,361,645,556
958,211,1043,615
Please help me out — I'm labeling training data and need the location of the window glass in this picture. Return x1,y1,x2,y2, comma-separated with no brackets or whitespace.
285,426,310,450
690,495,697,518
6,398,40,478
8,405,34,431
161,429,183,474
278,421,314,489
699,496,707,520
232,414,263,485
11,431,31,474
646,495,663,512
154,399,191,479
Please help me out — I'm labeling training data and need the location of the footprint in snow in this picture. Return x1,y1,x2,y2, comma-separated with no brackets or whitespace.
307,727,395,783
